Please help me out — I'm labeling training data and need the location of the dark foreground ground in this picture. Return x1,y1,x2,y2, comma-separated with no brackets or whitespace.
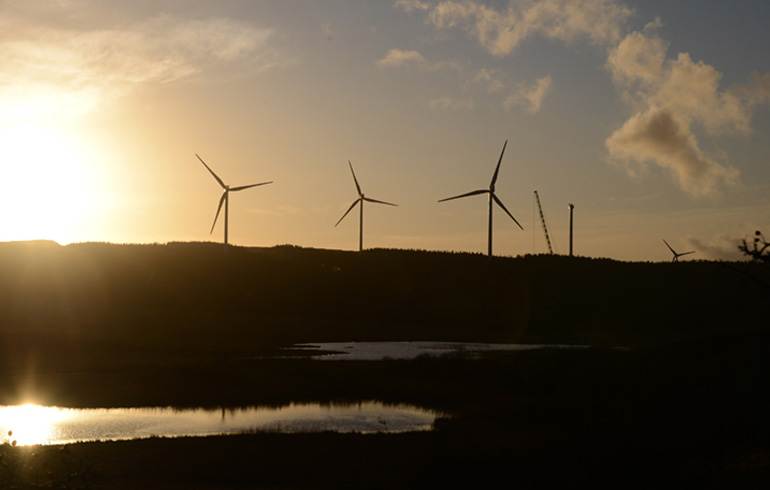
1,242,769,488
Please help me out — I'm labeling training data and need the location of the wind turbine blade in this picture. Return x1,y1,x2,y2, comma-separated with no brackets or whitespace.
230,181,273,192
679,251,695,257
210,192,227,234
492,193,523,230
662,239,676,254
348,161,362,197
490,140,508,187
196,154,226,189
335,199,360,227
363,197,398,207
437,189,488,202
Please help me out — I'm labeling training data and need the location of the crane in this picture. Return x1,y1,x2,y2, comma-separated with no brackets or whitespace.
534,190,553,254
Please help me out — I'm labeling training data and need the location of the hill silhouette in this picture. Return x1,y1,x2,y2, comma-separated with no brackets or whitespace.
1,241,766,349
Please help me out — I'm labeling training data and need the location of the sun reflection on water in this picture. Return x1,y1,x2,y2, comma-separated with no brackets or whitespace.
0,402,439,445
0,404,68,446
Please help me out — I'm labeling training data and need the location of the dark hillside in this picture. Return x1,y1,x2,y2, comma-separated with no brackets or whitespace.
1,241,767,347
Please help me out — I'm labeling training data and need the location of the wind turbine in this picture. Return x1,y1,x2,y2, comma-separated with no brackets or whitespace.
335,161,397,252
438,140,523,257
196,153,272,252
663,239,694,262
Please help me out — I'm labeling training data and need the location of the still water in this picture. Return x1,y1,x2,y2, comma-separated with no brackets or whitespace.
0,402,439,446
293,341,590,360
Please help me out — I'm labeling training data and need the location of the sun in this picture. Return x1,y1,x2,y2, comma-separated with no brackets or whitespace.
0,122,97,244
0,404,67,446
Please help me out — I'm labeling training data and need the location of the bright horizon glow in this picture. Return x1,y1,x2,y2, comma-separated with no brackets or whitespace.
0,1,767,262
0,122,99,245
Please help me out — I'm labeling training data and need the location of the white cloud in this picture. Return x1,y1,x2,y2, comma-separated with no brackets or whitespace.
429,96,475,111
656,53,749,135
376,48,425,68
606,107,739,197
321,22,333,39
607,30,667,88
424,0,631,56
687,235,746,261
605,29,770,197
473,68,504,93
395,0,430,12
737,72,770,106
0,11,282,120
376,48,461,72
503,75,552,113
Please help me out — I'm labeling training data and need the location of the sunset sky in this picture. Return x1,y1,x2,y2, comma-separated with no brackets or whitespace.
1,0,768,261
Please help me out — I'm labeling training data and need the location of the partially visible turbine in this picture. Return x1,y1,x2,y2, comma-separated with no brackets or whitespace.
196,153,272,252
663,239,694,262
335,161,397,252
438,140,523,257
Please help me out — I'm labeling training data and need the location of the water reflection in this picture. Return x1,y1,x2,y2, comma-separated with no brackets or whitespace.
0,402,439,446
293,341,591,360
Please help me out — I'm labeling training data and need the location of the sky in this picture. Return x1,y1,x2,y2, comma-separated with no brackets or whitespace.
1,0,769,262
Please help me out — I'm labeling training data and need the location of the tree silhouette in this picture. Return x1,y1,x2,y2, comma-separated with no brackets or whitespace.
739,230,769,263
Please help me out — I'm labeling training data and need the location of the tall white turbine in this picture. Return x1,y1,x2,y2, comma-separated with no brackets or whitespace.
663,239,694,262
196,154,273,252
438,140,523,258
335,161,397,252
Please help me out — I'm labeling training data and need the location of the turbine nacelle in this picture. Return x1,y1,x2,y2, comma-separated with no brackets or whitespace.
196,153,272,249
438,140,521,258
335,161,397,251
663,239,695,262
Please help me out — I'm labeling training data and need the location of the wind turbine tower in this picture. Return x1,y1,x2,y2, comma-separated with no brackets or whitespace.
439,140,523,258
569,203,575,257
335,161,398,252
196,154,273,253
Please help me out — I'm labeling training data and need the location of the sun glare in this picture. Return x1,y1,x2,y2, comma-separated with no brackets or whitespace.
0,122,97,244
0,404,66,446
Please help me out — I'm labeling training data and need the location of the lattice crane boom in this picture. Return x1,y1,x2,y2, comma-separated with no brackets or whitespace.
534,190,553,254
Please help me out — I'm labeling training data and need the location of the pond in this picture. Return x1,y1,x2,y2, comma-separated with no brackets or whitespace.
292,341,590,360
0,402,440,446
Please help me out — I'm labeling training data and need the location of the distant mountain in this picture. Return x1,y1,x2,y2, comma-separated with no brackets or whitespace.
0,239,61,248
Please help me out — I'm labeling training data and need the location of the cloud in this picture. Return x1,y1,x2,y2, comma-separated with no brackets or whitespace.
606,30,667,88
376,48,425,68
429,96,475,111
503,75,552,113
321,22,333,40
606,107,739,197
424,0,631,56
395,0,430,12
687,235,746,261
376,48,461,72
605,29,770,196
473,68,504,93
738,72,770,105
0,10,282,119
